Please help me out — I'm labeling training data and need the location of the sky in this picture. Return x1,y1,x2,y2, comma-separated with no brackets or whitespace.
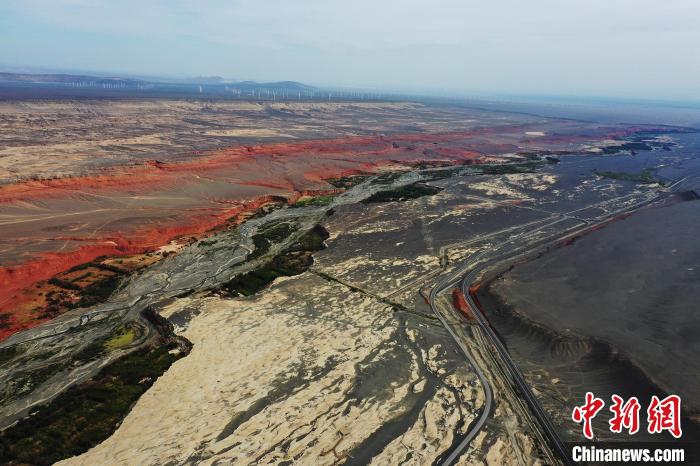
1,0,699,100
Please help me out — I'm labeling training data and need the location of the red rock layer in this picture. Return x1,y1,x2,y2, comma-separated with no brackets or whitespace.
0,130,508,339
452,289,474,320
0,125,651,340
0,131,492,204
0,196,284,340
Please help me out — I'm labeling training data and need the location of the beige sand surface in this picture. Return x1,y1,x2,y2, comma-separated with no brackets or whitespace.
61,272,477,465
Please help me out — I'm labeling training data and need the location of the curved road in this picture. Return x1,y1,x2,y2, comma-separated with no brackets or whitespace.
429,272,494,465
428,183,678,465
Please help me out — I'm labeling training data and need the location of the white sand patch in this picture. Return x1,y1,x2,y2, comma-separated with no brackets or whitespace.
60,274,405,465
157,240,184,254
505,173,557,192
468,179,532,199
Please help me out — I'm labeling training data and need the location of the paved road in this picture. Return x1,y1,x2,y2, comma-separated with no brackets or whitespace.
429,269,494,465
428,185,671,465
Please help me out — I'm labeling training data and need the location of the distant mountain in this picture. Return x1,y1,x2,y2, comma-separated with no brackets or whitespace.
0,72,147,86
0,71,320,100
232,80,315,92
0,72,314,91
189,76,225,84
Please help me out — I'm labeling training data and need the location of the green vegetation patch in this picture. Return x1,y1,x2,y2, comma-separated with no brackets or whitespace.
249,221,299,259
71,275,122,308
326,175,371,188
47,278,81,291
290,194,336,208
594,169,660,185
601,141,654,154
600,134,677,155
72,323,144,365
0,342,187,465
424,161,544,181
104,323,141,350
72,339,108,365
371,171,406,184
409,160,456,169
362,182,442,204
223,225,329,297
477,161,540,175
43,272,123,319
423,167,466,181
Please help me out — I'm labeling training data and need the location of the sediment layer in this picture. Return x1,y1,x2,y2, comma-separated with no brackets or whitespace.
0,115,675,341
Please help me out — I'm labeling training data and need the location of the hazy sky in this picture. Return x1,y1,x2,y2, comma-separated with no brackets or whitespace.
1,0,699,100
